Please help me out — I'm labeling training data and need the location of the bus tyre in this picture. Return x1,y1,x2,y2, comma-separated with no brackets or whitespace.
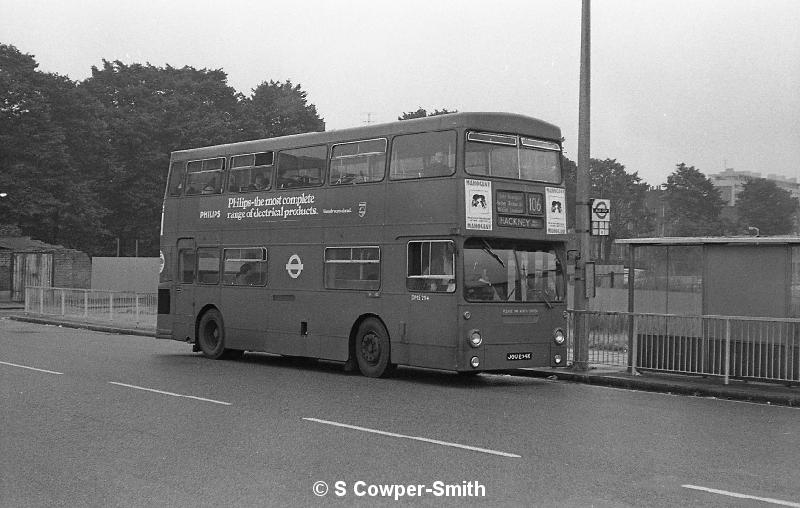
197,309,227,359
355,318,392,378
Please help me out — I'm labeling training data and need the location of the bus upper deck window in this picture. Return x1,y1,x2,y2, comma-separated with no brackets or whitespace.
330,139,386,185
390,131,456,180
228,152,274,193
466,131,561,183
167,161,186,196
185,158,225,195
277,145,326,189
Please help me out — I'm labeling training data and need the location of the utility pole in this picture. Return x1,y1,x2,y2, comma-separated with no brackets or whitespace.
573,0,591,371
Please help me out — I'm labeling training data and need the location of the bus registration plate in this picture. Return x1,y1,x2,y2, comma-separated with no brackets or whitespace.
506,352,532,361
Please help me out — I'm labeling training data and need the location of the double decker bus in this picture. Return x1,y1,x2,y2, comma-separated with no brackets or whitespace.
157,112,569,377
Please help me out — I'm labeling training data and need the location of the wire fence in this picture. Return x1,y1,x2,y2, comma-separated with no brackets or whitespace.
25,286,157,329
566,310,800,384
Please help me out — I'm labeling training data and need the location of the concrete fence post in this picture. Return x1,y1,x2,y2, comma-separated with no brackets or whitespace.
60,289,66,316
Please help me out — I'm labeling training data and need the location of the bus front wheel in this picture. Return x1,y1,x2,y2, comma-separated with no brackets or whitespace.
354,318,393,378
197,309,229,359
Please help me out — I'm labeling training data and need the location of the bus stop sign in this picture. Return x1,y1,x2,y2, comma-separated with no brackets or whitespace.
590,198,610,236
591,199,610,221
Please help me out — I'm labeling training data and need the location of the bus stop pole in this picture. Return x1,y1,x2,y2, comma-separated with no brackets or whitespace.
573,0,591,372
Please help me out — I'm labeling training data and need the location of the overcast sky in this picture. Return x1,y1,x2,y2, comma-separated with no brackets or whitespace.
3,0,798,186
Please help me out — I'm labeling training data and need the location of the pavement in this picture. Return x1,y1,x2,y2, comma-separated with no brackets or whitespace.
3,303,798,407
519,365,799,407
0,301,154,337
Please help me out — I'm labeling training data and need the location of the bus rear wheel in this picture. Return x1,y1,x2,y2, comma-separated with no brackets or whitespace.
354,318,393,378
197,309,230,360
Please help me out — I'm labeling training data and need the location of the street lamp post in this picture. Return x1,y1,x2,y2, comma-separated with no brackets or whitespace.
573,0,592,372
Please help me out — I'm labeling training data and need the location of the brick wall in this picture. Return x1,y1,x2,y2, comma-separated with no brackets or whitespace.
53,250,92,289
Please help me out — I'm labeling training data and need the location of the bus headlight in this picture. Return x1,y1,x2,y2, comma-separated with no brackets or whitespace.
553,328,565,345
470,356,480,368
553,354,563,365
468,329,483,348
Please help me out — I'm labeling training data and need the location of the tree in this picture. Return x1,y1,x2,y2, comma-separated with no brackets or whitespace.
0,44,109,252
240,80,325,139
81,61,246,255
589,158,652,259
562,156,652,260
736,178,798,235
398,107,456,120
0,223,22,236
1,46,329,256
663,163,725,236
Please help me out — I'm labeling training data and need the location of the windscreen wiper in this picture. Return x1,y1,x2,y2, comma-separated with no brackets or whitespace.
481,239,505,267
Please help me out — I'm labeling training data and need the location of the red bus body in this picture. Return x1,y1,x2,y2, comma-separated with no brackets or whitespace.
157,112,569,376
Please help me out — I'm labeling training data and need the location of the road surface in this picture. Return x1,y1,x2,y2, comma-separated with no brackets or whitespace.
1,317,798,507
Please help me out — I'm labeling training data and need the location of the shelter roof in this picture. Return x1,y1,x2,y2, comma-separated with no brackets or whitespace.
615,236,800,246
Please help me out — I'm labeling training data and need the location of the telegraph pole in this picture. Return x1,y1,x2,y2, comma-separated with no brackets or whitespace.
573,0,591,371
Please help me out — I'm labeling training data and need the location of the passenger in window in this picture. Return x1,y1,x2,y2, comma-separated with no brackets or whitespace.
236,263,253,285
250,174,269,191
427,152,450,175
202,178,218,194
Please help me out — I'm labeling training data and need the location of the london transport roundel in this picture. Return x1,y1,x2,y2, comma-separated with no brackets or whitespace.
285,254,304,279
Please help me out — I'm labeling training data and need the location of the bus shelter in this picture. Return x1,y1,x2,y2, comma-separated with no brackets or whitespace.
614,237,800,381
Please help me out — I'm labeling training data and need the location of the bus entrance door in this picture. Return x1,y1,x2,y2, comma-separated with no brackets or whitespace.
174,238,196,341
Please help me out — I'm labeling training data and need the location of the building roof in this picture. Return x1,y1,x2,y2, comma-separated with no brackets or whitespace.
0,236,64,252
616,236,800,246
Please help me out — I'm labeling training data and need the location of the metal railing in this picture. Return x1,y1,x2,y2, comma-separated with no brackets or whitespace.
566,310,800,384
25,286,157,329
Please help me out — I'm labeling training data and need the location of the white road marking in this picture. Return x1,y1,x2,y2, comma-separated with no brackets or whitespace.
109,381,232,406
682,484,800,507
0,360,63,375
303,417,521,458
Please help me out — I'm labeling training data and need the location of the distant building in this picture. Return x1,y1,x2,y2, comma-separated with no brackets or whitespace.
709,168,800,206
